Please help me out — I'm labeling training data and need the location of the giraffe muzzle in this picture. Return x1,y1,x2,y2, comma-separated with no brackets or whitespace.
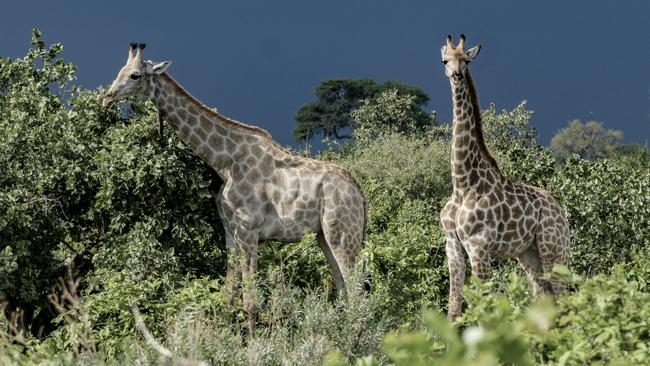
102,93,116,108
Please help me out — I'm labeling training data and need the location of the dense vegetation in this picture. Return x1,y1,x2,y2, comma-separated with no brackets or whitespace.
1,31,649,365
293,78,432,143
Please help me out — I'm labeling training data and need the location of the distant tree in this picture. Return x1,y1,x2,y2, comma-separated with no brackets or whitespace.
550,119,624,161
352,89,435,144
293,78,430,142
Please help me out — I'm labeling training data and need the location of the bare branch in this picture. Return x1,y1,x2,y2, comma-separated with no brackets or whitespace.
131,302,207,366
48,263,96,354
0,302,30,349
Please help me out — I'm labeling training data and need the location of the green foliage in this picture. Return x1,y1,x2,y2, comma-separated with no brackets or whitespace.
481,102,556,186
0,29,225,338
548,157,650,275
550,119,625,161
352,89,435,143
543,266,650,365
2,32,650,366
341,133,450,201
378,266,650,366
0,29,97,317
381,276,553,366
258,232,332,291
610,142,650,170
293,78,430,142
364,187,448,317
2,270,391,366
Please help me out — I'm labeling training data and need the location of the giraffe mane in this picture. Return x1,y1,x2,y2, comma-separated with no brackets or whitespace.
158,72,276,140
463,70,502,175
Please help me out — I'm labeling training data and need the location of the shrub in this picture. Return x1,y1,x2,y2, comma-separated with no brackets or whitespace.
2,269,390,366
380,275,555,366
0,29,104,335
0,29,226,340
352,89,434,143
340,133,450,202
481,102,556,187
542,266,650,365
376,265,650,366
549,157,650,276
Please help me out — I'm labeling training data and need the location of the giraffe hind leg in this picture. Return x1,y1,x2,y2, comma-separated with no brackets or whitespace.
536,222,571,296
319,211,364,295
317,231,346,294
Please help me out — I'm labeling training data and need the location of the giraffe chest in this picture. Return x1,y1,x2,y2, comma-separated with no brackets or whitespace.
452,190,540,257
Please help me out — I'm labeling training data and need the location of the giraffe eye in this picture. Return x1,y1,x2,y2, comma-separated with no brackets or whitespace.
130,73,142,80
442,60,448,65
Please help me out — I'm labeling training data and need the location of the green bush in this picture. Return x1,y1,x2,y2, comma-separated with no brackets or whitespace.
1,29,226,340
377,265,650,366
2,31,650,366
379,275,554,366
341,134,450,201
1,270,391,366
549,157,650,276
481,102,556,187
352,89,435,143
542,266,650,365
0,29,104,334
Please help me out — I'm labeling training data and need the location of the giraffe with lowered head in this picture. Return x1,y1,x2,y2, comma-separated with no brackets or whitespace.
438,35,571,319
103,43,367,332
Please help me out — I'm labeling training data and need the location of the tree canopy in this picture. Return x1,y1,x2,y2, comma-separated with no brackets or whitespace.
293,78,430,142
352,89,436,144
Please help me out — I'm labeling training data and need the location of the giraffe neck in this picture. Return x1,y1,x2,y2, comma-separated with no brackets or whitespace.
147,74,271,177
450,70,502,192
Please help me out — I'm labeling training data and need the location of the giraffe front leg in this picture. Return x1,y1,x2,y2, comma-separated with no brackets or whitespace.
224,229,241,307
445,234,466,320
235,228,259,336
467,236,492,282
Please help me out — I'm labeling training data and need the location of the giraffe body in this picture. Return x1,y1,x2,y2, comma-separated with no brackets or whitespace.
103,44,366,332
439,35,571,319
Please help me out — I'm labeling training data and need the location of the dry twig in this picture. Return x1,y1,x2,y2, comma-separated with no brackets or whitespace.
131,302,208,366
0,300,29,348
48,264,96,354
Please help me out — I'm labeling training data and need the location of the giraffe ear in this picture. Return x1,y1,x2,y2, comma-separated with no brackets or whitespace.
466,45,481,61
440,45,447,59
151,61,172,74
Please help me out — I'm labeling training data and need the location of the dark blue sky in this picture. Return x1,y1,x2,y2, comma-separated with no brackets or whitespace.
2,1,649,147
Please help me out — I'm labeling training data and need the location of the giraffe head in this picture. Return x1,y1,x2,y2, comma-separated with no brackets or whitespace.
440,34,481,85
102,43,172,107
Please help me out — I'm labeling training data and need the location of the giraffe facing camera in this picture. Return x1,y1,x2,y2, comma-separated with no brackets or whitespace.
439,34,571,320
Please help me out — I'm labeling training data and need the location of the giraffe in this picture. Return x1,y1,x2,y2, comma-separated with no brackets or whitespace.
102,44,367,333
438,35,571,320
